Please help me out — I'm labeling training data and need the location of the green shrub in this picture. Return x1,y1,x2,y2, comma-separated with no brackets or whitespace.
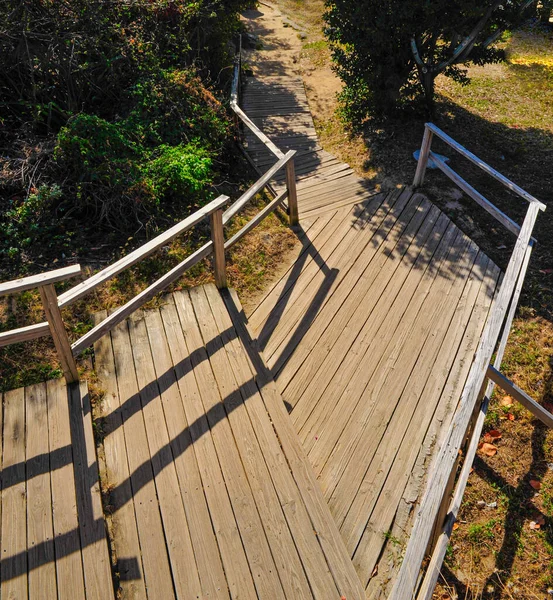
142,144,213,203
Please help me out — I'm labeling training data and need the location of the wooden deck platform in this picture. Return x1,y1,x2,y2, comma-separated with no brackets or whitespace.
246,187,502,596
0,380,113,600
92,284,365,600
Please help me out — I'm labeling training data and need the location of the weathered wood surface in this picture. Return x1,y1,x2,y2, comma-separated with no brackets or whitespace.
241,75,381,217
246,188,502,595
0,380,113,600
93,285,366,599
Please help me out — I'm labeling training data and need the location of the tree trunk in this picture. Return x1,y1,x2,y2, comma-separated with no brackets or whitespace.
419,68,436,118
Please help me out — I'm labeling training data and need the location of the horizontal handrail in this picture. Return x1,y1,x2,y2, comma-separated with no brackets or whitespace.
0,264,81,297
59,195,230,309
428,151,522,236
225,189,288,250
223,150,295,224
414,124,546,240
0,322,51,348
426,123,546,210
71,241,213,356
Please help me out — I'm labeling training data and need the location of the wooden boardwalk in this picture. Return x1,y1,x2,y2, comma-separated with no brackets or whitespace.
242,74,502,596
0,380,113,600
93,285,365,600
242,75,380,218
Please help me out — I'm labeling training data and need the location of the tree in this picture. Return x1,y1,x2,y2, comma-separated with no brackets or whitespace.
324,0,537,121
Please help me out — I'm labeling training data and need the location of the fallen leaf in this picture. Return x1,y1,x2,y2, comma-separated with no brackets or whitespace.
529,521,541,530
530,479,542,491
501,395,514,407
452,522,460,531
479,442,498,457
506,413,516,421
539,269,553,275
484,429,502,443
371,564,378,577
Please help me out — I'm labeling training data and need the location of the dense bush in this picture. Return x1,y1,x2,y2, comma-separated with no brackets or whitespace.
0,0,250,269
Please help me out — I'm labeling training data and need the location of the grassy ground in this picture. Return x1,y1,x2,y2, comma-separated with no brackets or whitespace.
274,2,553,597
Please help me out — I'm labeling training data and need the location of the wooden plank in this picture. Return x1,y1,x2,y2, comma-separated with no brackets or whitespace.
221,289,368,600
127,311,203,599
187,287,287,600
160,298,257,600
194,286,322,599
71,240,213,356
429,151,522,237
144,306,229,599
109,319,176,600
269,190,426,380
286,158,299,225
319,235,479,528
283,196,441,410
93,312,148,600
26,383,57,600
263,188,409,362
46,378,87,600
344,252,492,583
1,387,28,599
0,264,81,296
68,382,114,599
58,196,229,308
487,365,553,428
0,321,50,347
224,190,288,249
41,283,79,383
426,123,546,210
250,190,393,345
390,200,541,599
301,224,464,475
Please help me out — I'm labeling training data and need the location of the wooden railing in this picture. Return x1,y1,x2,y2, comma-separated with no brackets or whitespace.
0,265,82,382
1,42,300,376
391,125,547,600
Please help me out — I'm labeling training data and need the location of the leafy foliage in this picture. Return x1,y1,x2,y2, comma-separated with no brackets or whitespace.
324,0,537,121
0,0,249,271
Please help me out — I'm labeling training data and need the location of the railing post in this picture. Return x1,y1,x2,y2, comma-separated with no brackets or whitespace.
285,158,299,226
210,208,227,289
39,283,79,383
413,125,434,188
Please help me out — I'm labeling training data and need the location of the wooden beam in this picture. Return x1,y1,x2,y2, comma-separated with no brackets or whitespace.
0,322,50,347
487,365,553,428
429,151,522,237
71,241,213,356
210,209,227,289
416,396,491,600
225,190,288,250
231,104,285,159
0,265,81,297
223,151,295,224
390,200,541,599
286,158,299,226
40,283,79,383
426,123,546,211
413,126,433,188
58,195,229,308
